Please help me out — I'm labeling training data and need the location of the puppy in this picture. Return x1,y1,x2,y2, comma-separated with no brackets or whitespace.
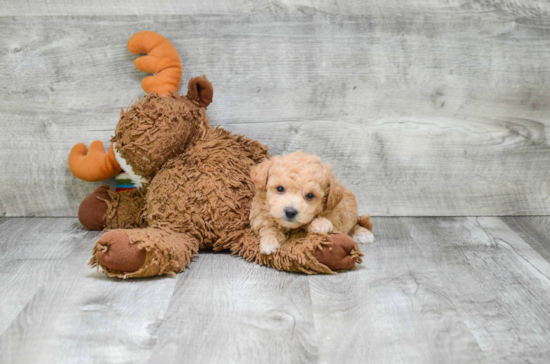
250,151,375,255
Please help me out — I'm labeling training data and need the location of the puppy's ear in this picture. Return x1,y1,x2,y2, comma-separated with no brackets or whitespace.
326,177,345,210
324,164,344,210
250,158,274,192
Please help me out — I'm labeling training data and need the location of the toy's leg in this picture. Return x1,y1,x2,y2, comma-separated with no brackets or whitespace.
78,185,146,230
89,228,199,278
220,229,363,274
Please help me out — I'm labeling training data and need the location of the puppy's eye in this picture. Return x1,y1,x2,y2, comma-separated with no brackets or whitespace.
305,193,314,200
277,186,285,193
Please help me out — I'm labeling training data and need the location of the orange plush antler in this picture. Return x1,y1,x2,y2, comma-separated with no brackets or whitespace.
69,141,122,182
128,31,182,96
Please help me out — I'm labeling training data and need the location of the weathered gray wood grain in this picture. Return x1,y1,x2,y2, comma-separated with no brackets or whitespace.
0,218,179,363
0,0,273,16
150,252,318,364
271,0,550,17
0,218,95,334
502,216,550,263
310,217,485,363
1,0,548,16
406,217,550,363
2,217,550,362
477,217,550,281
2,13,550,216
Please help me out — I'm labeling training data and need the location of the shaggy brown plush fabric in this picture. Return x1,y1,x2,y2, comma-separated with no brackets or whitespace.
104,188,147,230
91,228,199,278
77,90,365,278
228,229,362,274
146,123,268,250
78,91,365,278
112,93,199,180
70,32,366,278
89,226,362,277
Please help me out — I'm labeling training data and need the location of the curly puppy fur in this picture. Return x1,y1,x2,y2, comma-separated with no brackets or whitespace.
250,151,375,254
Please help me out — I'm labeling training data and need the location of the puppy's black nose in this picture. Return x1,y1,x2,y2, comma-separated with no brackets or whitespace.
284,207,298,219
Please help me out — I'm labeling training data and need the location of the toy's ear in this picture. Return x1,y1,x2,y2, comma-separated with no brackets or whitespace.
188,76,213,108
250,158,275,192
325,164,344,210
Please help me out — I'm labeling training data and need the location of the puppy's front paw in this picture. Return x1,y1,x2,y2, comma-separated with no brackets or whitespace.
353,228,375,245
260,235,283,255
308,217,334,234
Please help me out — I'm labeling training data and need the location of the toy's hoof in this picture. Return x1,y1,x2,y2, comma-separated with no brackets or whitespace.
79,185,111,230
96,230,146,273
315,233,357,271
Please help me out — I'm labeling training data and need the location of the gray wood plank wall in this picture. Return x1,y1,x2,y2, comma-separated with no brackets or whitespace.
1,1,550,217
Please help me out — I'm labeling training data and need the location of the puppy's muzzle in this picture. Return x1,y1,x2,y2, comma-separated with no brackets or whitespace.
284,207,298,220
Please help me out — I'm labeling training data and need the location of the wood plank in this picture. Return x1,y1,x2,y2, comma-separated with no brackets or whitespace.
2,14,550,216
270,0,550,17
0,218,97,334
405,217,550,363
309,217,485,363
0,0,274,16
149,252,318,363
3,217,550,362
501,216,550,264
1,0,549,16
0,218,179,363
478,217,550,280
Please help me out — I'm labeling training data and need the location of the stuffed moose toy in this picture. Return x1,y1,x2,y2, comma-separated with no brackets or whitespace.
68,31,364,278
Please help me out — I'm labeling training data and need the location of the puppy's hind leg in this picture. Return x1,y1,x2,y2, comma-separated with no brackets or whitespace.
351,225,375,245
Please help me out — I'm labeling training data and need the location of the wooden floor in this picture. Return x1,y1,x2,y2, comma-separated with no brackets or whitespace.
1,217,550,363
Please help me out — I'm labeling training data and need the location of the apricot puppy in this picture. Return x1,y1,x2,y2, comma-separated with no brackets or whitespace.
250,151,375,255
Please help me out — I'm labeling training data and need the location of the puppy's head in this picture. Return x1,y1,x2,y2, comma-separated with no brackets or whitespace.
250,151,344,229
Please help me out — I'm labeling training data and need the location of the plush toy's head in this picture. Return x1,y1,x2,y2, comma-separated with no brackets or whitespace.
68,31,213,185
111,93,203,185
